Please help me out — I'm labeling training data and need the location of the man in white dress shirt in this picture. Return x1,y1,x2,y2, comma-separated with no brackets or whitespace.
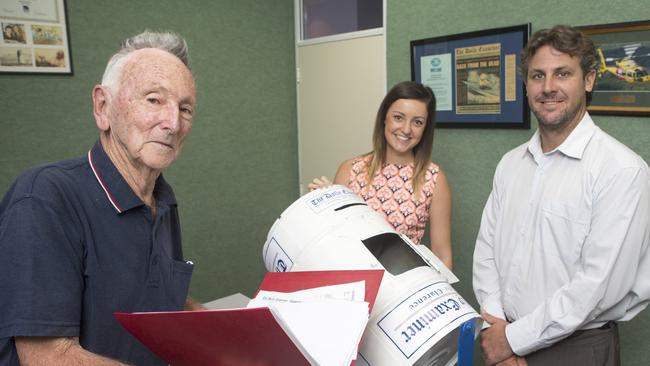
473,25,650,366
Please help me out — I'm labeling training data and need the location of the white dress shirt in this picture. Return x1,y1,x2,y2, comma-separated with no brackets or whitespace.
473,112,650,355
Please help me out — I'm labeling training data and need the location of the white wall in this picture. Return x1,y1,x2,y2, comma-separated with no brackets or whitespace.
297,34,386,193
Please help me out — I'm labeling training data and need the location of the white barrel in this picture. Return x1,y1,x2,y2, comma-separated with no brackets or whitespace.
263,185,481,366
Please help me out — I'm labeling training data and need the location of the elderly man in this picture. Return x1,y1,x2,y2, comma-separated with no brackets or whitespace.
473,25,650,366
0,31,199,365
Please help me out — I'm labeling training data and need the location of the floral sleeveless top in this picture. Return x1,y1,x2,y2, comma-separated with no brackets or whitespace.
348,155,439,244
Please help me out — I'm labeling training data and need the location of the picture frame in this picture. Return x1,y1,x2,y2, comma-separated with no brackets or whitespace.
0,0,72,74
411,24,530,128
577,20,650,116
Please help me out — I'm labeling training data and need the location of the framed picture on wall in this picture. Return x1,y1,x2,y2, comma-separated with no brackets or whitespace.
411,24,530,128
577,20,650,116
0,0,72,74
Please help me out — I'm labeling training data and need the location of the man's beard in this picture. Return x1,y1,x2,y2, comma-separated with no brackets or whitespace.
532,96,585,132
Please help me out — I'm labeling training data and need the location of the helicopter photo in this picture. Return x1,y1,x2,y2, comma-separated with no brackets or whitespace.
597,45,650,84
578,21,649,114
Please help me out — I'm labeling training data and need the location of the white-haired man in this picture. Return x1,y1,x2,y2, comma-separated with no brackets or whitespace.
0,30,200,365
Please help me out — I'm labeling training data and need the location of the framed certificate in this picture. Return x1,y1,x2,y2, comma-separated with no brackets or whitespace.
411,24,530,128
0,0,72,74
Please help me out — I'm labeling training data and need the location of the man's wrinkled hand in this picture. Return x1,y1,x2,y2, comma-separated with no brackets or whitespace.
480,311,515,365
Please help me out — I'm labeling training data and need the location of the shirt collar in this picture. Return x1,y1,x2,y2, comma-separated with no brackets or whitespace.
527,112,596,161
87,140,177,213
556,112,596,159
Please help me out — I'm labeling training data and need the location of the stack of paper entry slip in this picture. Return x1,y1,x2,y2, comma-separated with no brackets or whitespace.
114,269,384,366
248,280,369,366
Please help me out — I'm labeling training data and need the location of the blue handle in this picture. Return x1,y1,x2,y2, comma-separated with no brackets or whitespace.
457,319,476,366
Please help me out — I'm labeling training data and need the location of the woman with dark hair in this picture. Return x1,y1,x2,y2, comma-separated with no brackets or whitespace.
309,81,452,269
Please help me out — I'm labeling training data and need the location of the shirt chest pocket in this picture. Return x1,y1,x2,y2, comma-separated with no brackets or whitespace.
539,202,591,266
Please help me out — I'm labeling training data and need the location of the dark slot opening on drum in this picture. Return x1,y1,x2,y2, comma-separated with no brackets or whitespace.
362,232,427,275
334,203,367,211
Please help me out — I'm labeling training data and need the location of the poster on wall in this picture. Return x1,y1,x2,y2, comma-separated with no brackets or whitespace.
0,0,72,74
578,20,650,116
411,24,530,128
455,42,501,115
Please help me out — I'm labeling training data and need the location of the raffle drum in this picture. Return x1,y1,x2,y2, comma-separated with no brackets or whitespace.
263,185,481,366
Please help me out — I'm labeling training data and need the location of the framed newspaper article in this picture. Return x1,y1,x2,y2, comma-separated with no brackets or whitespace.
577,20,650,116
0,0,72,74
411,24,530,128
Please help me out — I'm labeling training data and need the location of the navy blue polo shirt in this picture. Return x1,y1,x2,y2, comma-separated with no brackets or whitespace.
0,141,194,365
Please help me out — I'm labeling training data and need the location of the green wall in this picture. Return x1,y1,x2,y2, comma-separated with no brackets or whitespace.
0,1,298,300
387,0,650,364
2,0,649,363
